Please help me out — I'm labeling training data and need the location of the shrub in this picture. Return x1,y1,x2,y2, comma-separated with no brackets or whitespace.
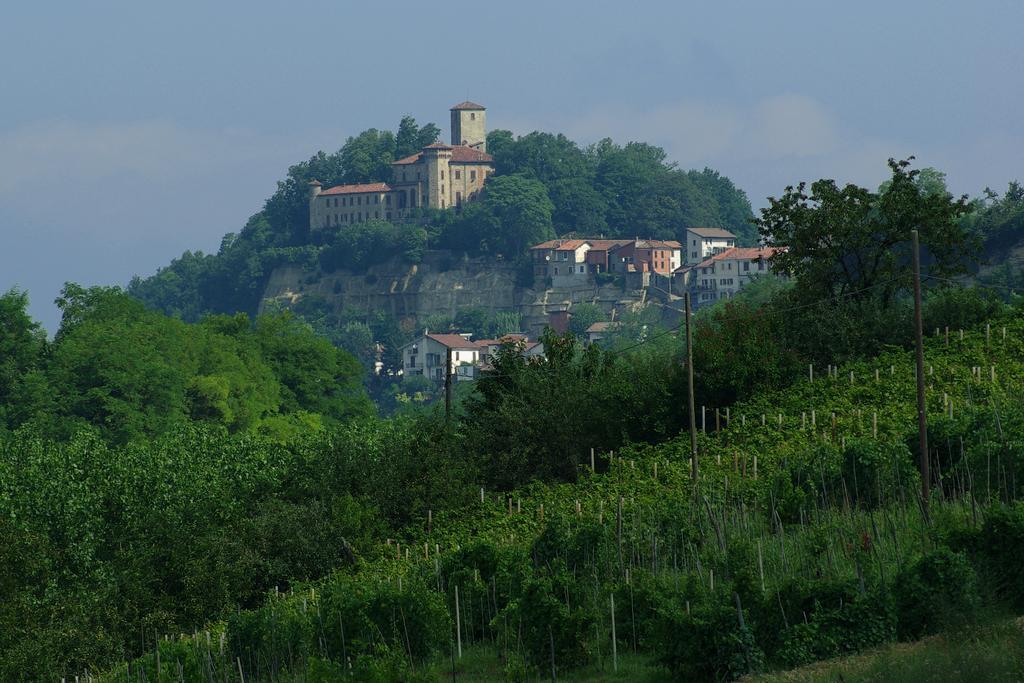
975,503,1024,609
653,598,764,682
894,548,980,639
499,575,593,672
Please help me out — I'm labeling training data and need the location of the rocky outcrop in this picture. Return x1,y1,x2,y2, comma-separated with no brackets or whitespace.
260,252,645,336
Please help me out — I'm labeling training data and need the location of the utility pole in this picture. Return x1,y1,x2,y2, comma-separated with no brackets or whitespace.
911,229,930,512
685,292,698,485
445,346,453,422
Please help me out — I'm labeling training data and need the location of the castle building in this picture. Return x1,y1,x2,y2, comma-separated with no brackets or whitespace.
309,101,494,231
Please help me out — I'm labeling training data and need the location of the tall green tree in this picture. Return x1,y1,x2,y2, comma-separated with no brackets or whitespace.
0,289,48,430
758,158,977,305
395,115,441,159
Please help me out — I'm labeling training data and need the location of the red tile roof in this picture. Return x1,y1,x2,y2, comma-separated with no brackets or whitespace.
694,246,785,269
586,321,615,333
392,153,421,166
320,182,391,196
584,239,632,251
450,145,493,163
391,144,493,166
530,239,589,251
426,333,481,349
531,238,632,251
451,101,486,110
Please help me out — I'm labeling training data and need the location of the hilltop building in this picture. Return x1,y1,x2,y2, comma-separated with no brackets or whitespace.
683,227,736,264
530,238,683,287
308,101,494,231
687,246,785,305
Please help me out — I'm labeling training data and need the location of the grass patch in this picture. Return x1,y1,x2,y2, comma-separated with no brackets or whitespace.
425,645,667,681
751,619,1024,682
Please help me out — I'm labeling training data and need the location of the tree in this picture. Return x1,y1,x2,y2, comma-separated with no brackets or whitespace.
567,303,605,338
547,177,608,236
339,129,397,184
467,174,556,255
486,129,515,160
492,132,592,183
757,158,976,306
395,115,440,159
0,289,48,430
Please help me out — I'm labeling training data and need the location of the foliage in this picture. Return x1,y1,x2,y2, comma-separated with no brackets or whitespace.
758,158,977,306
318,220,427,272
654,599,764,681
567,303,606,338
894,548,981,639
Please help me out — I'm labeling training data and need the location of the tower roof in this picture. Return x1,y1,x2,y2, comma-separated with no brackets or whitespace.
451,100,486,111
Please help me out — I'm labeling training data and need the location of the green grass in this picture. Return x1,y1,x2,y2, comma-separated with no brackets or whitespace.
750,619,1024,683
425,646,667,681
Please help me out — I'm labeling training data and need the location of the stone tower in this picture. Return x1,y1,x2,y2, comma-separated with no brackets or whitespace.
450,101,487,152
421,143,453,209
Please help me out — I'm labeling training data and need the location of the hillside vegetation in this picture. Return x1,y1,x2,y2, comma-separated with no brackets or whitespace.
127,119,755,324
4,158,1024,681
64,310,1023,682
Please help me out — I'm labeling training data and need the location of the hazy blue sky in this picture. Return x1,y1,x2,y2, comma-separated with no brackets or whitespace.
3,1,1022,330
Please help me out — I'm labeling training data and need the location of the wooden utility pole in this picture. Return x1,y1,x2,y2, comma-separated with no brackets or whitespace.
911,229,930,511
685,292,698,484
444,346,453,422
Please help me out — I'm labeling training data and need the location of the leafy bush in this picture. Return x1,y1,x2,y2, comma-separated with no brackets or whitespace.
653,598,764,682
975,503,1024,609
772,585,896,667
895,548,980,639
500,574,593,672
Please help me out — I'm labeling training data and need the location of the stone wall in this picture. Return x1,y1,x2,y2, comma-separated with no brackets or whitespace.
260,251,644,337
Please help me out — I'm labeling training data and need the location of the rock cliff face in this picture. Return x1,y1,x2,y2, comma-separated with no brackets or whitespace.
260,252,645,336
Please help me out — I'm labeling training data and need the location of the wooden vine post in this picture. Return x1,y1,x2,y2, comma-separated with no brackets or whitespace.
444,346,453,422
685,292,698,488
911,229,930,512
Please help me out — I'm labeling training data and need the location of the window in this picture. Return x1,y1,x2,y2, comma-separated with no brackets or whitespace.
579,265,585,273
386,194,391,205
455,170,461,180
357,196,362,205
758,261,765,271
402,172,407,182
456,191,462,205
470,170,477,182
441,170,445,180
743,262,750,271
692,239,697,246
375,211,379,219
375,195,380,204
470,112,476,120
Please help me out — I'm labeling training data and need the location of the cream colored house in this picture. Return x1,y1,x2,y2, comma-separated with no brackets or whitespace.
400,332,481,382
309,101,494,231
684,227,737,265
692,246,784,306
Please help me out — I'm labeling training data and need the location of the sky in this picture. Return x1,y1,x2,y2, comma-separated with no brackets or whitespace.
2,1,1022,331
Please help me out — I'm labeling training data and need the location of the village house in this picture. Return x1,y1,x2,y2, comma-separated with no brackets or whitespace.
690,246,785,306
530,237,682,286
585,321,617,346
476,334,544,368
607,239,683,275
683,227,736,265
400,332,481,382
308,102,494,231
401,331,544,382
530,239,594,287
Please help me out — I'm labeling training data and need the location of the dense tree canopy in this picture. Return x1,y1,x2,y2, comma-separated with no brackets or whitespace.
758,158,977,305
0,284,371,442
